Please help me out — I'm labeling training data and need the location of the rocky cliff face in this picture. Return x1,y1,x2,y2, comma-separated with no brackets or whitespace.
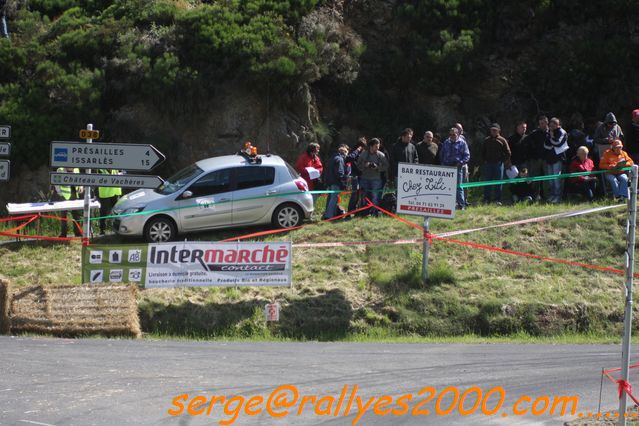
1,82,322,207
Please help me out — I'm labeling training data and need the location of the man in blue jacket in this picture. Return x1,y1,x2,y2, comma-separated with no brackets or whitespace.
439,127,471,209
323,144,350,220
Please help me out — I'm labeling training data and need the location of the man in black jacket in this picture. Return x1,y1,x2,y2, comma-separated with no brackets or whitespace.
346,137,367,213
524,115,549,200
389,128,418,183
416,131,439,165
323,144,349,220
507,121,528,169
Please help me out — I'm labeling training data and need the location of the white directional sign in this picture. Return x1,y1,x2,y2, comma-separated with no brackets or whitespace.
50,141,165,171
50,172,163,189
397,163,458,219
0,142,10,156
0,125,10,139
0,160,10,182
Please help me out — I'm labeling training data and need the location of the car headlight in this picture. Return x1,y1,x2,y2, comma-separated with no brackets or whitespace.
123,207,145,215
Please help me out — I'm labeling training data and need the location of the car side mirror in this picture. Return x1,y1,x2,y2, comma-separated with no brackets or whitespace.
182,190,193,199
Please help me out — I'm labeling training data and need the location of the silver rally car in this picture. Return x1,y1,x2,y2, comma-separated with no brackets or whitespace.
112,153,314,242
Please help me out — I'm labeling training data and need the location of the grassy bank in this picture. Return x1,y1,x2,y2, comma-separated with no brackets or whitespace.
0,200,635,341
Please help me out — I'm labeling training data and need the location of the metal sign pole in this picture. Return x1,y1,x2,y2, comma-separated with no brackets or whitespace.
422,217,430,283
619,164,638,425
82,124,93,245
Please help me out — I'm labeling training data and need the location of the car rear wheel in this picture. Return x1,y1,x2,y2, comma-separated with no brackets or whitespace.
272,204,303,229
144,216,176,243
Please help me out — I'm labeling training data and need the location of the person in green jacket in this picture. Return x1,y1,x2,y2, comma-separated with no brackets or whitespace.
52,167,83,238
97,170,122,235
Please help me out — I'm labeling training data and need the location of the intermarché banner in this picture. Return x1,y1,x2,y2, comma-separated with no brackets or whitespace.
82,242,292,288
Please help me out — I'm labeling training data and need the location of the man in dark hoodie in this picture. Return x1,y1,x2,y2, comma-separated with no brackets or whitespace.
593,112,624,161
626,109,639,163
389,128,419,183
594,112,624,144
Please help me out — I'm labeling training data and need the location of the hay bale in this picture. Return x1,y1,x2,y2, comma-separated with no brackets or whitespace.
10,285,140,338
0,278,10,334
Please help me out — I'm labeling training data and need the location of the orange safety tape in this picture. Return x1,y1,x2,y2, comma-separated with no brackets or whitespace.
0,213,84,241
604,363,639,375
2,214,40,234
0,231,80,242
0,214,39,223
602,369,639,407
220,202,374,242
369,203,639,279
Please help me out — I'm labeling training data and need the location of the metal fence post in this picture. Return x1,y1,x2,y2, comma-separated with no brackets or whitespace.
619,164,638,425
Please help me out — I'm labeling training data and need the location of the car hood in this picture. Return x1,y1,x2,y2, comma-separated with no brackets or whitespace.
113,189,167,212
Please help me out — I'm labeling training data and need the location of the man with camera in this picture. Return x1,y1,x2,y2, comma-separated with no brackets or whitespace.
357,138,389,216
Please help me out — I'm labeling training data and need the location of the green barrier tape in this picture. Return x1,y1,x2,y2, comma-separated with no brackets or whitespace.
89,190,317,221
459,167,632,189
66,167,630,222
86,188,394,222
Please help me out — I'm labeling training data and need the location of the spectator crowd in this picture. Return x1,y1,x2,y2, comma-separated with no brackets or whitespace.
295,109,639,219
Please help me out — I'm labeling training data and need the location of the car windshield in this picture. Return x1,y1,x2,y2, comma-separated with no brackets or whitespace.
155,164,204,195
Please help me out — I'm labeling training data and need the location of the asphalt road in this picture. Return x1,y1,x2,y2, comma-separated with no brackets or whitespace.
0,336,635,426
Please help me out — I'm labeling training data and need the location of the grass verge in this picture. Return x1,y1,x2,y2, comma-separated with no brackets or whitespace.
0,199,635,342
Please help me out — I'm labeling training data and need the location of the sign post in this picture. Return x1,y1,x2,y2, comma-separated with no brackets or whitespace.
82,124,94,245
422,217,430,282
619,164,638,426
396,163,458,282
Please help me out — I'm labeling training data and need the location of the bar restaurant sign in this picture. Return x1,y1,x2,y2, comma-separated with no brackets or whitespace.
82,242,292,287
396,163,458,219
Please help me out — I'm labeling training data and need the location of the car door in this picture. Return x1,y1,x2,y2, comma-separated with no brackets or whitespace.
231,165,278,225
177,168,233,231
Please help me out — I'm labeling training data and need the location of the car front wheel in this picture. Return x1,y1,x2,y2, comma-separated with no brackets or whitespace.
272,204,304,229
144,216,177,243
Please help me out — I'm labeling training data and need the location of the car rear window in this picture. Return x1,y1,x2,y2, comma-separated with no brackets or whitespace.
235,166,276,190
